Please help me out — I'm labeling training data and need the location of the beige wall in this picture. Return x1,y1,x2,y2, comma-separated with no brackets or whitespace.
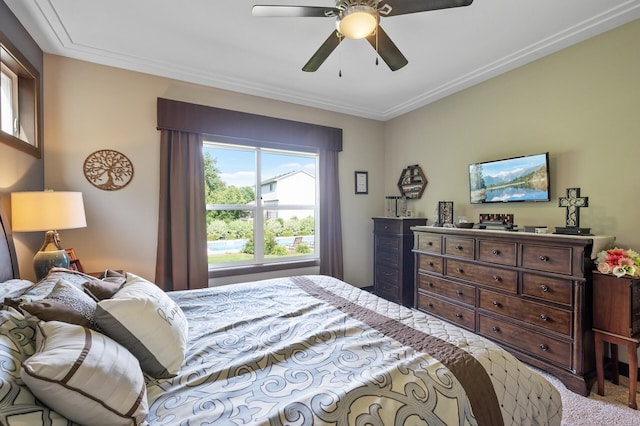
385,19,640,249
42,56,385,287
40,19,639,292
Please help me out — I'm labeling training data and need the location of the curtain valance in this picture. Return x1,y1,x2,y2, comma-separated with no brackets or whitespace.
157,98,342,152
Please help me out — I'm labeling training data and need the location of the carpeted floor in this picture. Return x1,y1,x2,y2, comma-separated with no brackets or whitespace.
534,368,639,425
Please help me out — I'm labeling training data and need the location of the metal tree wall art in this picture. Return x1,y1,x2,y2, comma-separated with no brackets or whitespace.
83,149,134,191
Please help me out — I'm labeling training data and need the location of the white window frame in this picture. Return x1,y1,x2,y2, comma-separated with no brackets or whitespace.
205,142,320,270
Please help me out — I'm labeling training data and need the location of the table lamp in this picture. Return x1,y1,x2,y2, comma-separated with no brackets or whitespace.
11,191,87,280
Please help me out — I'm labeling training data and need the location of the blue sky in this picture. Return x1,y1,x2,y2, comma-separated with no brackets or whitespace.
204,144,316,188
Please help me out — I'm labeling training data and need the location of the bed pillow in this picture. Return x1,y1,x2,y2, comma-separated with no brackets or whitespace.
0,308,70,425
19,299,92,328
0,279,34,299
83,278,124,301
20,321,148,426
19,279,97,329
94,273,188,378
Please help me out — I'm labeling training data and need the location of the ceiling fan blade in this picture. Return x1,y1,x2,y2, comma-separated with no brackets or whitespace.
366,26,408,71
252,5,339,18
302,31,343,72
380,0,473,17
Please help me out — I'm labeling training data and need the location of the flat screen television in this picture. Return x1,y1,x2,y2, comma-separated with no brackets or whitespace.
469,152,550,204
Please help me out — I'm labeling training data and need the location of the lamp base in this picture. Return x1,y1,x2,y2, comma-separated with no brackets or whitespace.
33,249,70,281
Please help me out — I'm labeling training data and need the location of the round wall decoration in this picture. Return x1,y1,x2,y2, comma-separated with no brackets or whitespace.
83,149,134,191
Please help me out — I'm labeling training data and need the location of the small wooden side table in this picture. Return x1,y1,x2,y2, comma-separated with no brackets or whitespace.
592,272,640,409
594,329,639,409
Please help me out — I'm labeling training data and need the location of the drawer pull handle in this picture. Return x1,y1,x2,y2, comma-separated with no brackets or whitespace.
428,262,434,267
539,255,549,262
539,344,548,351
456,268,464,274
492,300,501,307
428,282,434,287
455,313,462,318
455,245,463,251
456,290,462,296
492,249,500,255
427,241,433,246
427,303,434,308
492,275,501,282
540,285,549,292
540,314,548,321
492,326,500,332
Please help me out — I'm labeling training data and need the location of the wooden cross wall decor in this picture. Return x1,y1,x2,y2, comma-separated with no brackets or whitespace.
559,187,589,228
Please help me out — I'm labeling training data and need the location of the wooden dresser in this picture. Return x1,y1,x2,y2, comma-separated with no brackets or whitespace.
373,217,427,307
412,226,613,395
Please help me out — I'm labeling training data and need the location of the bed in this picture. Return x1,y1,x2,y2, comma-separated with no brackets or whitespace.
0,210,562,425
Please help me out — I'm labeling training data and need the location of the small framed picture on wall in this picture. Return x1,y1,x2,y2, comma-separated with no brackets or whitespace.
355,171,368,194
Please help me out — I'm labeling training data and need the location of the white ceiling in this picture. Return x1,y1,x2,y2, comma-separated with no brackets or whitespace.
6,0,640,121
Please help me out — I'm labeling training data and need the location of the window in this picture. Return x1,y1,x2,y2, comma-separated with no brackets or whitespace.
205,141,318,268
0,33,41,157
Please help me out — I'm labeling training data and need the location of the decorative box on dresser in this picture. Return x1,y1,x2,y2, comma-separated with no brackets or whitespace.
373,217,427,307
412,226,615,396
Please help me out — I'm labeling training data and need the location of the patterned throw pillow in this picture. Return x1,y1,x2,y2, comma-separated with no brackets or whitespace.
20,279,98,328
0,308,69,425
94,273,188,378
21,321,148,426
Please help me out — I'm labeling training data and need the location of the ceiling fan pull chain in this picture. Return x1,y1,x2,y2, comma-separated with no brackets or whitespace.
375,27,379,66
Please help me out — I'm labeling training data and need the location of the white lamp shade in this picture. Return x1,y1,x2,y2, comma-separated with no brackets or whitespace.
11,191,87,232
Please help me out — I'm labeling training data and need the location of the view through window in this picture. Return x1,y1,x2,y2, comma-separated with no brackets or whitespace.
204,142,318,268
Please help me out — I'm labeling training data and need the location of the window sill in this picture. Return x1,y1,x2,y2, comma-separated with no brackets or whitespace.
208,259,320,279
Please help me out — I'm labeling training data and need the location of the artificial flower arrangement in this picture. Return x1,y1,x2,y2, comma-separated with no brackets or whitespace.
595,247,640,278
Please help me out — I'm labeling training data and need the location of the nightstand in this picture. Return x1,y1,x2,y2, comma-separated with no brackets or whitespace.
592,272,640,409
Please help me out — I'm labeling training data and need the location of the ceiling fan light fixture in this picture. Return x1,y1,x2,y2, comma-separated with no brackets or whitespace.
337,6,379,39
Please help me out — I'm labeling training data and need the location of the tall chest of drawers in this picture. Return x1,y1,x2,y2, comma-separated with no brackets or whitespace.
412,226,611,395
373,217,427,307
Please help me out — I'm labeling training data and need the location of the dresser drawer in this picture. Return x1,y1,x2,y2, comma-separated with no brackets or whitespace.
417,253,443,275
375,264,399,285
479,314,572,368
374,219,402,235
446,259,517,293
444,236,475,259
376,250,400,268
479,290,571,335
521,244,573,275
375,235,401,254
375,265,400,301
522,273,573,306
417,293,475,330
416,233,442,253
417,274,475,306
478,239,517,266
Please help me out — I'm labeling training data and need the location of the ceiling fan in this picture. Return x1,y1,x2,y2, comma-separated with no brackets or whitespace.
252,0,474,72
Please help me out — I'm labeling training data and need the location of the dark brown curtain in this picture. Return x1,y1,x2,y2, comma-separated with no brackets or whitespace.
319,149,343,278
156,98,344,280
155,129,208,291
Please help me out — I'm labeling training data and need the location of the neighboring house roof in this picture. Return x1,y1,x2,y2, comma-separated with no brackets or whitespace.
261,169,315,186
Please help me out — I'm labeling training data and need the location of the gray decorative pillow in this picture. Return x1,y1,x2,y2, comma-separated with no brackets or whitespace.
46,279,97,327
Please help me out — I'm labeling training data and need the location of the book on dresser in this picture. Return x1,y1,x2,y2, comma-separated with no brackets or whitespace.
411,226,615,396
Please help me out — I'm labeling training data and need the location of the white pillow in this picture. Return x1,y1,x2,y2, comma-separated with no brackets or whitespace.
20,321,148,426
94,273,188,378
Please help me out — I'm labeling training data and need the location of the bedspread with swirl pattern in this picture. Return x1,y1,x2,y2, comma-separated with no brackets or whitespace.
145,275,562,425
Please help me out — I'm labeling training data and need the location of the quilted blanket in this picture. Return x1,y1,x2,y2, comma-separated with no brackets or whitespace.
146,275,562,425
